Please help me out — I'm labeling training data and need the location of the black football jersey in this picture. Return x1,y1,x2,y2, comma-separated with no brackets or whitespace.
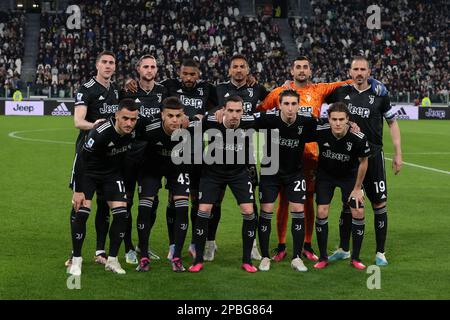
74,118,134,190
74,78,120,146
326,84,395,153
216,81,269,115
191,115,256,176
253,109,318,177
120,83,168,159
316,123,371,178
161,79,217,118
120,83,167,119
136,119,186,169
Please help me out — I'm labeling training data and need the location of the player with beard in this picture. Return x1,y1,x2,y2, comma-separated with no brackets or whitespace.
325,56,402,266
66,51,120,269
120,54,168,264
125,59,217,260
258,56,387,264
207,54,269,262
68,99,139,276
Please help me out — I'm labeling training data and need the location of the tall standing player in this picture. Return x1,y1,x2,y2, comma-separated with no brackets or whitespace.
258,56,352,262
208,54,269,261
259,56,387,263
325,56,402,265
188,96,259,273
66,51,120,268
120,54,168,264
159,59,217,260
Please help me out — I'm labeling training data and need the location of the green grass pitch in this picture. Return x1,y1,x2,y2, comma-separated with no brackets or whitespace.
0,116,449,299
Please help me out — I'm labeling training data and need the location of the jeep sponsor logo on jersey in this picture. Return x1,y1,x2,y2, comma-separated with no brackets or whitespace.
322,149,351,162
99,103,119,114
140,106,161,118
180,95,203,109
348,103,371,118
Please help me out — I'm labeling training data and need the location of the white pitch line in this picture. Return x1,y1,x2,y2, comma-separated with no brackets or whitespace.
385,157,450,175
8,129,74,145
385,152,450,155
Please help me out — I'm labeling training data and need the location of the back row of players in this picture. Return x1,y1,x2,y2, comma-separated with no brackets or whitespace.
66,51,402,275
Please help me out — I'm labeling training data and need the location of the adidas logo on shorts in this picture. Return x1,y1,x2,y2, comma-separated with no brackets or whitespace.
51,103,71,116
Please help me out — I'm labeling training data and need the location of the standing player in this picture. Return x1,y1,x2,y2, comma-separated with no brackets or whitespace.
68,99,139,276
66,51,120,268
313,102,371,270
125,59,217,260
120,54,168,264
159,59,217,260
188,96,259,273
134,97,191,272
252,90,320,272
258,56,386,263
325,56,402,266
207,54,269,261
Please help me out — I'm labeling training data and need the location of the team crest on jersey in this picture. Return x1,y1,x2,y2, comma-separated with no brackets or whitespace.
157,93,162,102
369,95,375,105
114,90,119,99
77,93,83,102
197,87,204,96
247,88,254,97
306,94,312,102
297,126,303,135
347,142,353,151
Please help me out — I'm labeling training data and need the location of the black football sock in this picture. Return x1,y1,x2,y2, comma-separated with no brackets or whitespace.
95,198,110,251
291,211,305,259
123,204,134,252
173,199,189,259
339,206,352,251
166,200,176,246
190,199,199,244
150,196,159,229
258,210,272,258
71,207,90,257
374,206,388,253
207,204,221,241
315,217,329,261
137,199,153,259
242,212,257,264
109,207,127,258
193,211,210,264
351,217,365,261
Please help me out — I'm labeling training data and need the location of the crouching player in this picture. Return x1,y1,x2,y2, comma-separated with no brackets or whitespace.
68,99,139,276
313,102,371,270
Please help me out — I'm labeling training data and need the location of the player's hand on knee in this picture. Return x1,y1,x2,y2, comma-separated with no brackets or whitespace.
72,192,86,212
348,189,364,209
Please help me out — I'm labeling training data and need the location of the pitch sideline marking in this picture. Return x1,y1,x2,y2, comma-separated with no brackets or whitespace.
385,157,450,175
7,129,450,175
8,128,74,145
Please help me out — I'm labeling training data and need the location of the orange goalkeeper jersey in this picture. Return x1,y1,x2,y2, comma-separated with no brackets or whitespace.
258,80,352,161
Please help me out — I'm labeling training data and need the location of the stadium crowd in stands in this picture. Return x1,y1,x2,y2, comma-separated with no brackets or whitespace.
289,0,449,102
0,11,25,97
35,0,290,97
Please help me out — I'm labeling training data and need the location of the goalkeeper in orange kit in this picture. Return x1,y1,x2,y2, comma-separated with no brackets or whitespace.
258,56,386,262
